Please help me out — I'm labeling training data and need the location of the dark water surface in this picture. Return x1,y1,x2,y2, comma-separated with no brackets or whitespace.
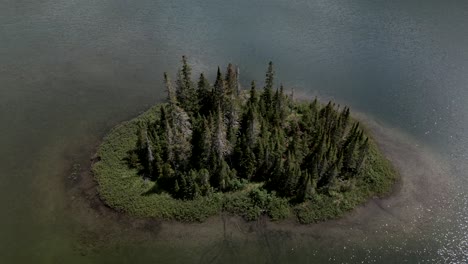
1,0,467,263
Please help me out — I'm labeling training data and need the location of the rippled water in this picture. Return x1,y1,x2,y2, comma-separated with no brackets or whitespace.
1,0,467,263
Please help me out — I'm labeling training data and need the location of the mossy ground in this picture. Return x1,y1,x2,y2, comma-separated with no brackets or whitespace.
92,105,397,224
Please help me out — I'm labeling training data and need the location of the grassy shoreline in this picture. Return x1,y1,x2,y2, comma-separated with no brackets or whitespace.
92,105,398,224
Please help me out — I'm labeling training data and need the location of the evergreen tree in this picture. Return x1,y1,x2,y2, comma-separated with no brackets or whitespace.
196,168,211,195
217,160,231,191
341,123,360,175
296,171,308,202
190,115,205,170
135,126,154,178
131,59,373,202
197,73,213,116
212,105,230,159
272,84,287,126
236,138,257,180
249,80,258,106
157,106,170,161
176,56,197,113
260,61,275,117
225,63,237,96
190,116,213,171
264,61,274,93
164,72,177,106
284,152,301,197
150,134,164,180
224,66,239,149
239,100,259,146
177,170,199,200
356,137,369,173
213,67,225,110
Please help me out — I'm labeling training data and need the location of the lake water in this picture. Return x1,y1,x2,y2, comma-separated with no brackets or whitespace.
1,0,467,263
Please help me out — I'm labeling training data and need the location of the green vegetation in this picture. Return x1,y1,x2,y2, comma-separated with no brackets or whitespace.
93,57,397,223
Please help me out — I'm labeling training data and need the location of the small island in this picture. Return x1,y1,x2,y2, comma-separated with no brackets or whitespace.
92,57,397,224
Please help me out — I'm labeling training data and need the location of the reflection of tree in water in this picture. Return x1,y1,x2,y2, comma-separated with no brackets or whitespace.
197,214,243,264
198,214,291,264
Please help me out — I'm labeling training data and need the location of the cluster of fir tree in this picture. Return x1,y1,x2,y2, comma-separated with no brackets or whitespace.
131,56,370,202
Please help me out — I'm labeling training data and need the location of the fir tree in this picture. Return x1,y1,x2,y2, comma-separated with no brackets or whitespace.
225,63,237,96
176,56,197,113
197,73,213,116
264,61,274,93
260,61,275,118
213,67,225,110
164,72,177,106
249,80,258,106
131,59,372,202
356,137,369,173
212,105,230,159
297,171,314,202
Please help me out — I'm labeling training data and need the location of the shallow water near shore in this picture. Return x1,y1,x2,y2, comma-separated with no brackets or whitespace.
60,111,457,263
1,0,467,263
